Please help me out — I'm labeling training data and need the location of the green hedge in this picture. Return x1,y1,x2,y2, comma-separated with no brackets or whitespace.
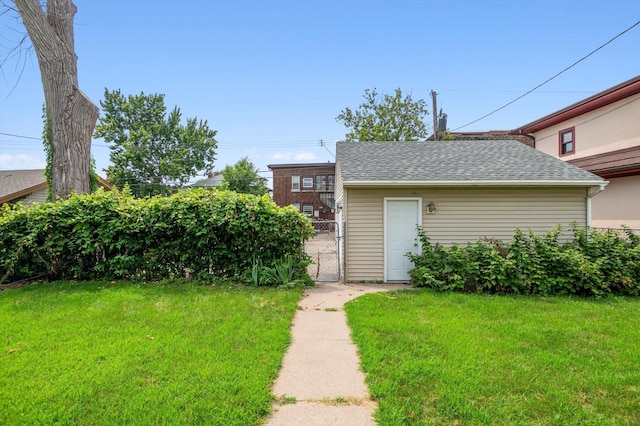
408,225,640,296
0,188,314,284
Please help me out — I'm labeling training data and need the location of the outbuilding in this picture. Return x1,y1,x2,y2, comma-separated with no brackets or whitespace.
335,140,607,283
0,169,112,206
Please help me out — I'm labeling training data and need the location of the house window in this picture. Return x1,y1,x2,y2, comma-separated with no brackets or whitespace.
302,204,313,216
319,192,335,209
291,176,300,191
314,175,334,191
327,175,335,191
291,203,300,211
559,128,575,156
302,176,314,189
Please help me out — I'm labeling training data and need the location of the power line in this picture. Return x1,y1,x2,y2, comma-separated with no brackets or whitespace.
452,19,640,131
0,132,329,149
441,89,598,94
0,132,41,140
318,139,335,158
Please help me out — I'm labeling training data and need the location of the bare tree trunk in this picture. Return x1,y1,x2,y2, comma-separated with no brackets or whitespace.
14,0,98,198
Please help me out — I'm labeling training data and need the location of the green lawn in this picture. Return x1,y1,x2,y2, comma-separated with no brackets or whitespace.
345,290,640,425
0,281,302,425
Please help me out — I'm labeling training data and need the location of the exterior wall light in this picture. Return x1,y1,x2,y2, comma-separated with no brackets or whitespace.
426,202,436,214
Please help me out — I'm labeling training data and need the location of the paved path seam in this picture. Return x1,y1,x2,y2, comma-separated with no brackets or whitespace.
266,281,409,426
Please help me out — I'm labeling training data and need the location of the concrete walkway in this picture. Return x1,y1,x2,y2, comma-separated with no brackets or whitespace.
266,281,409,426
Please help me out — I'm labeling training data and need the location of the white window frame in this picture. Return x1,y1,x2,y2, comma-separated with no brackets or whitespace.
291,175,300,191
291,203,300,212
302,176,314,189
302,204,313,216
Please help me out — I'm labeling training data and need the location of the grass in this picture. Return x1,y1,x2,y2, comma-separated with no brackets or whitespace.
345,290,640,425
0,280,303,425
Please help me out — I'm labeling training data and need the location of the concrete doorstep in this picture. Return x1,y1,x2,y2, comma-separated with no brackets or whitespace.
266,281,409,426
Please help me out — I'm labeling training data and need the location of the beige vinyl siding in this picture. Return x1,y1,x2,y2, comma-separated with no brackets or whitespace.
334,161,344,205
422,188,585,245
345,190,384,281
21,188,48,205
344,186,588,282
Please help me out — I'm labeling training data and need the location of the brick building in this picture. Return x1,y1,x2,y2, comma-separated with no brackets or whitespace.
267,162,336,220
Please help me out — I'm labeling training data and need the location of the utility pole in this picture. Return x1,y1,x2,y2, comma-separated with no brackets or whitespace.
431,90,439,141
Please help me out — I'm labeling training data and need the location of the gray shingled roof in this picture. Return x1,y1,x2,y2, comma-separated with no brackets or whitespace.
0,169,46,199
336,140,605,185
191,173,224,187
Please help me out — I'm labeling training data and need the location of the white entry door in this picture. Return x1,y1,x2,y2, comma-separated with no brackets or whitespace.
385,198,421,281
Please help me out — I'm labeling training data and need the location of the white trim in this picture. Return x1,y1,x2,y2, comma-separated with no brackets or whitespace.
344,180,607,187
384,197,422,282
302,177,314,188
302,204,314,216
291,175,300,191
586,183,607,227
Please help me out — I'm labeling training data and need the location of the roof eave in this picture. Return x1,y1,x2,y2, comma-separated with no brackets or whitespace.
97,176,114,190
0,182,48,204
267,162,336,170
343,180,607,187
0,178,112,204
513,75,640,134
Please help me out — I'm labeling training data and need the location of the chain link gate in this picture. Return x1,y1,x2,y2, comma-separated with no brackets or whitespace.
305,221,341,282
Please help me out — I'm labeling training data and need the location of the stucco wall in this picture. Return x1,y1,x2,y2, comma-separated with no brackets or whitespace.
343,186,588,282
533,93,640,159
530,92,640,229
591,175,640,229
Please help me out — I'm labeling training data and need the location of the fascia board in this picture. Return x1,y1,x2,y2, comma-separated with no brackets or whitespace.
0,182,48,204
342,180,608,187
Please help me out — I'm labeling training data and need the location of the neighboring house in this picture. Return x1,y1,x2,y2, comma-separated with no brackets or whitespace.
513,75,640,229
335,140,606,283
191,171,269,194
429,130,534,147
267,162,336,220
0,169,112,206
191,172,224,188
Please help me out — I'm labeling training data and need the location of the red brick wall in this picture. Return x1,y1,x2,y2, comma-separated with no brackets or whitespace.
271,164,336,220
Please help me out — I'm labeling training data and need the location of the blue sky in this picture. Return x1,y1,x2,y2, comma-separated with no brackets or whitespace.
1,0,639,184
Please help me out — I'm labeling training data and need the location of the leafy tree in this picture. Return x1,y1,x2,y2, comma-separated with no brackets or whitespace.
95,89,218,197
13,0,99,198
336,88,429,142
221,157,269,196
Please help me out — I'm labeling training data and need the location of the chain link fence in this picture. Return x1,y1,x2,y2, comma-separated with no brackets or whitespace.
305,221,341,282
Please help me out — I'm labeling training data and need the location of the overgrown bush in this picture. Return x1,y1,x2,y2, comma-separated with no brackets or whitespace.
0,188,314,284
408,225,640,297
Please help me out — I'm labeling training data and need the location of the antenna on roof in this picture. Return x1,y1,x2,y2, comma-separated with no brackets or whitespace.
431,90,439,141
438,109,448,133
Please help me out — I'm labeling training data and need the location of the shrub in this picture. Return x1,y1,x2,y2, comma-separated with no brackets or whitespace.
408,225,640,297
0,188,314,284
